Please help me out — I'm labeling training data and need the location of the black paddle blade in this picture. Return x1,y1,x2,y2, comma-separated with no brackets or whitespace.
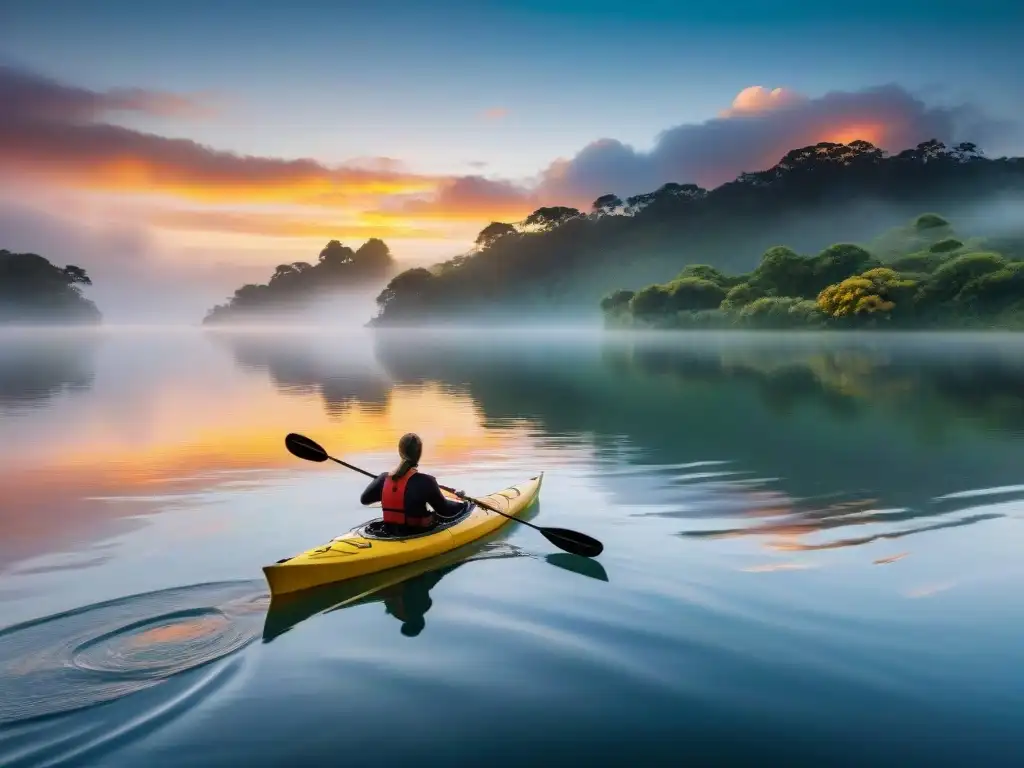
285,433,329,463
540,527,604,558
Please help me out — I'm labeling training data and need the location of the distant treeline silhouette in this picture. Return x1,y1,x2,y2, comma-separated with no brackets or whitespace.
369,139,1024,326
0,250,101,325
202,238,395,324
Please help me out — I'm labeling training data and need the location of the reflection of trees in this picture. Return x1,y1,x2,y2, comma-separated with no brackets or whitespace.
0,333,99,409
373,331,1024,552
212,333,392,416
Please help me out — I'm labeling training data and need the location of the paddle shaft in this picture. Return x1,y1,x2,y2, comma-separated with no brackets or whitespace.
326,455,535,530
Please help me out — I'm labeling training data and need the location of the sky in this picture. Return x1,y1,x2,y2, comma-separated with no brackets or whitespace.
1,0,1022,321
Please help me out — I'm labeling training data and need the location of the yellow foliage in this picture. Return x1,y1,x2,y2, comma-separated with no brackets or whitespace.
860,267,900,282
817,272,901,319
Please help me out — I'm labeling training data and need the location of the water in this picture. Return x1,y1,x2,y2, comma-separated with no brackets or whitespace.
1,326,1023,767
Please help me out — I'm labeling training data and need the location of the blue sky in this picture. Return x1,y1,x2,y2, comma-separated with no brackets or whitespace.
3,0,1022,178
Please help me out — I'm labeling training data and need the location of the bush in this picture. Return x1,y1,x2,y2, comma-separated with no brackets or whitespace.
664,277,728,311
721,281,765,310
674,264,730,286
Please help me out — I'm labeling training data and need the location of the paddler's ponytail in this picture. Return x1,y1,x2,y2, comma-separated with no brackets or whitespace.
391,432,423,479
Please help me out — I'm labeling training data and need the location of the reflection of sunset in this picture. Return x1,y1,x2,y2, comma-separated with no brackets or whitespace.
132,616,225,646
0,374,534,568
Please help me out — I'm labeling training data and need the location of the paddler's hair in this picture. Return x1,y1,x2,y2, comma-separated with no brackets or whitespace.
392,432,423,479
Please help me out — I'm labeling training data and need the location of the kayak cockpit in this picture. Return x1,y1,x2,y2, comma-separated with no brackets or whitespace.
355,502,476,541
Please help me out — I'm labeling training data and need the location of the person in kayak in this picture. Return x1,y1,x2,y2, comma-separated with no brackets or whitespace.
360,432,469,532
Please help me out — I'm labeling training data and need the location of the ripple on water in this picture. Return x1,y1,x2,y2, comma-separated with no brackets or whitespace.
0,581,269,725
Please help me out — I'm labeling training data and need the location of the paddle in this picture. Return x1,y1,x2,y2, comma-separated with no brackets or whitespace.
284,432,604,558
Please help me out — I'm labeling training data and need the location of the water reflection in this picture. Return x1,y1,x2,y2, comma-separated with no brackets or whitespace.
371,330,1024,557
262,540,530,642
209,330,392,415
0,330,100,411
544,553,610,582
0,580,267,725
0,330,532,570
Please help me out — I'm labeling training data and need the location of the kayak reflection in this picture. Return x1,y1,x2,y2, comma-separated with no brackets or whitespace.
381,564,453,637
262,530,535,643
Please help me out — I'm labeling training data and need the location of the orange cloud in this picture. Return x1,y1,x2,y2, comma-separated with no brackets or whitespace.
721,86,804,117
2,64,1008,247
481,107,509,121
535,83,994,199
0,66,442,208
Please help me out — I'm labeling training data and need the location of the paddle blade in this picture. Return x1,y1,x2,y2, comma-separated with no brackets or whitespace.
540,527,604,558
285,433,329,463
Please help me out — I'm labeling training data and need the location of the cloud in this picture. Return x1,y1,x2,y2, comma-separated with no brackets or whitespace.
371,175,536,222
534,83,1017,204
720,85,804,117
0,65,441,207
480,107,509,121
0,64,215,122
145,208,444,240
2,65,1018,244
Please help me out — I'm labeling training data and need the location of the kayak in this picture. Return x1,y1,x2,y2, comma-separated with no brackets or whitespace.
262,473,543,597
262,539,526,641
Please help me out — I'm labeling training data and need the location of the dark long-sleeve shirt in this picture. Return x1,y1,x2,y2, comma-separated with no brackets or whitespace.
360,471,467,522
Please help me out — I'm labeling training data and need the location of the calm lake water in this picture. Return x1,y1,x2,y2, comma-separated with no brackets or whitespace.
1,327,1023,767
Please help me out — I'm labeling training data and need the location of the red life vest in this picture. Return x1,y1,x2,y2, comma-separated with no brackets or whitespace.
381,468,433,528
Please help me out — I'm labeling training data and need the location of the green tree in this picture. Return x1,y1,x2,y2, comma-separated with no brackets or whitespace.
522,206,583,230
0,250,102,325
811,244,878,291
629,284,672,318
917,251,1008,307
675,264,730,286
591,195,624,217
664,277,727,311
354,238,393,272
955,262,1024,313
318,240,356,266
721,281,765,311
751,246,813,297
475,222,518,248
600,288,635,314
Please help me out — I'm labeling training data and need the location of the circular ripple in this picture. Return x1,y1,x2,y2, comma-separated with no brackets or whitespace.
0,581,269,725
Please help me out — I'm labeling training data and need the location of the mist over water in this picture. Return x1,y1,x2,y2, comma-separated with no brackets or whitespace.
1,326,1023,766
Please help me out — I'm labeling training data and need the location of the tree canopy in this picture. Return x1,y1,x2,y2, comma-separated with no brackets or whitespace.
601,213,1024,331
370,138,1024,326
203,238,396,324
0,250,102,325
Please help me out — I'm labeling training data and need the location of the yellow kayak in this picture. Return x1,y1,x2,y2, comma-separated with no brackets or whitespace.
263,473,543,597
263,539,527,641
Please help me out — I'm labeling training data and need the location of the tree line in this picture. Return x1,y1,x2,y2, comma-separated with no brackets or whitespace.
0,250,101,325
600,213,1024,330
202,238,395,324
370,139,1024,325
5,138,1024,328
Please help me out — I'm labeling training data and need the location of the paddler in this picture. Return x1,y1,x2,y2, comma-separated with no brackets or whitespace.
360,432,469,532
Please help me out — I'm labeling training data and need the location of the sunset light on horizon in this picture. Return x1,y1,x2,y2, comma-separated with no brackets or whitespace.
2,0,1022,321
